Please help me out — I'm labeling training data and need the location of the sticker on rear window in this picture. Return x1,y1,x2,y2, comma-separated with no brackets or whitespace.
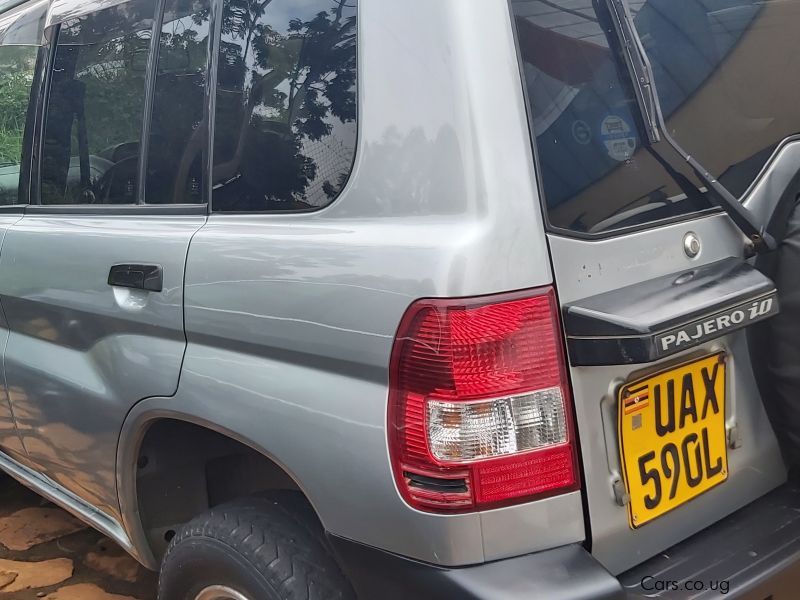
600,115,637,162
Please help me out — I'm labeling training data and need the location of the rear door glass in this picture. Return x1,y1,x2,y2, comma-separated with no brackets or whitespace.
0,45,36,204
40,0,155,205
511,0,800,235
144,0,211,205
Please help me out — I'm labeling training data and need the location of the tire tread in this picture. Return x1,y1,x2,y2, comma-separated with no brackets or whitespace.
158,495,354,600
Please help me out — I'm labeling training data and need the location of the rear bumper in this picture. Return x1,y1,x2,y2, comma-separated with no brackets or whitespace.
329,537,623,600
330,482,800,600
620,480,800,599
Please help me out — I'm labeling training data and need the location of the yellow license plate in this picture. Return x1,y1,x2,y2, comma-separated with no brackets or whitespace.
618,353,728,528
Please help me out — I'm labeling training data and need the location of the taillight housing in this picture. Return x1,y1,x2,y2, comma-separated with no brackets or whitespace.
388,287,579,513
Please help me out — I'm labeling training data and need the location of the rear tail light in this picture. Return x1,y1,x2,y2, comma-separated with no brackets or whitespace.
388,287,579,512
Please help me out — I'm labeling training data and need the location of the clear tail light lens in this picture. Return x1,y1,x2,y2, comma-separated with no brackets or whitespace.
388,288,579,512
427,388,568,462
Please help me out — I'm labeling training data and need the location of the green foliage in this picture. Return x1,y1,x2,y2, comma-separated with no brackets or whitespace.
0,46,37,164
75,30,150,155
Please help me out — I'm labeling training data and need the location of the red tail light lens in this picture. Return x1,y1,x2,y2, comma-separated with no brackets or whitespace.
388,288,579,512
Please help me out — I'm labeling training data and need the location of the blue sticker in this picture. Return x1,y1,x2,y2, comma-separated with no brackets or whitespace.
600,114,637,161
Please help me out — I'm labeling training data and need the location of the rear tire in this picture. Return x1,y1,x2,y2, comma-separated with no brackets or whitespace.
158,495,355,600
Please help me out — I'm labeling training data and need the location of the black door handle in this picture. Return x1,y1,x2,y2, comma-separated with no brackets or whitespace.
108,264,163,292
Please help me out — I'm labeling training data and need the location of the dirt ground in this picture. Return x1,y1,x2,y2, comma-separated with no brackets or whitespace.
0,475,157,599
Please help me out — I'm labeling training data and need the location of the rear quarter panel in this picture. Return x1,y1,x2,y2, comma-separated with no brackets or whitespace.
155,0,585,566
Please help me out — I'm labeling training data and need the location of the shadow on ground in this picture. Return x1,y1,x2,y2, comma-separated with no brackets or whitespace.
0,475,157,599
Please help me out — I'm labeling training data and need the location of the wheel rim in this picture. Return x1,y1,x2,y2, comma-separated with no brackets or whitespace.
194,585,252,600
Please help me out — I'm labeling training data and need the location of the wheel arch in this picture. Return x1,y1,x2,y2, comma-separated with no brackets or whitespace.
116,403,317,570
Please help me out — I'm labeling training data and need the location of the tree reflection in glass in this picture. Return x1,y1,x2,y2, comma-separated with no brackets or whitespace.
212,0,358,212
146,0,211,204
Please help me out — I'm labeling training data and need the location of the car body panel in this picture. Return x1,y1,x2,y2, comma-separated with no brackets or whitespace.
172,0,585,566
550,219,787,574
0,213,25,461
0,214,205,520
0,0,792,584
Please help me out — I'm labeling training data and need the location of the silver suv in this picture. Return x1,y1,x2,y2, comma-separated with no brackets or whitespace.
0,0,797,598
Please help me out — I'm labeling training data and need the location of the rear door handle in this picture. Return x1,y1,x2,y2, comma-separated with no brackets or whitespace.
108,264,163,292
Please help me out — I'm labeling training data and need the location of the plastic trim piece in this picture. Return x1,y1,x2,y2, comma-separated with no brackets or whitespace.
563,257,778,366
621,482,800,598
24,204,209,215
0,448,138,561
331,482,800,599
328,537,624,600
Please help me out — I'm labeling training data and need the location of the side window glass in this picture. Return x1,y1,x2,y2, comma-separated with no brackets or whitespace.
40,2,155,205
212,0,357,212
0,45,37,205
144,0,211,204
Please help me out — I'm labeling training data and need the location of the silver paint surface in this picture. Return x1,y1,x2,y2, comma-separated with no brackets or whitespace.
0,214,24,461
126,0,582,567
0,0,793,578
0,215,205,520
548,155,794,573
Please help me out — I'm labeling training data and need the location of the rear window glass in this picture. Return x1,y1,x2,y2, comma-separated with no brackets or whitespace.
212,0,357,213
512,0,800,235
